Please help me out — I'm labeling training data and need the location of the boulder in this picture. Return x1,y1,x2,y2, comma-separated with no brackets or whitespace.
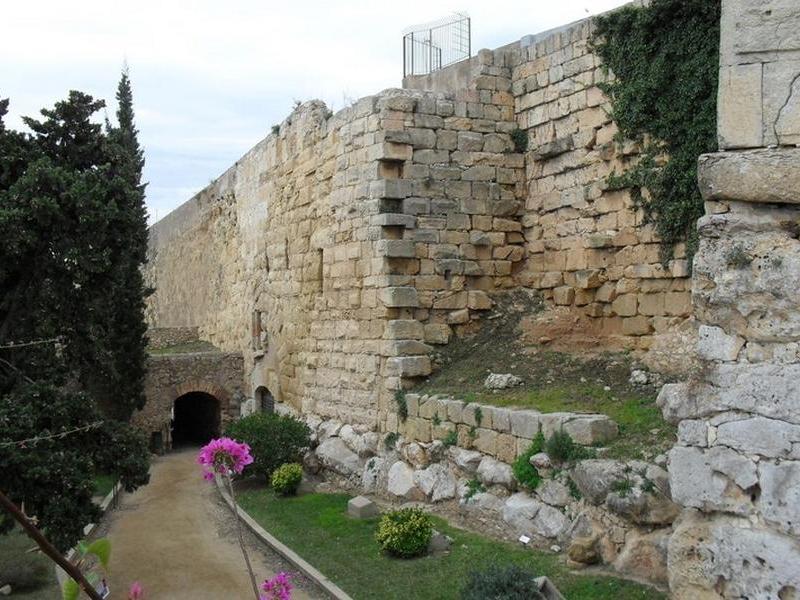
428,530,454,553
449,447,483,473
477,456,515,488
303,449,322,474
536,479,572,507
567,535,600,565
502,493,569,539
461,491,504,512
387,461,423,500
530,452,552,470
361,457,387,493
318,420,343,441
316,437,363,478
484,373,524,389
562,415,619,445
347,496,379,519
403,442,429,468
413,463,457,502
571,460,627,505
606,489,681,526
339,424,379,458
629,369,649,385
614,529,670,585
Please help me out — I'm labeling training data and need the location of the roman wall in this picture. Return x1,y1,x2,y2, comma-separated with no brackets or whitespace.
658,0,800,596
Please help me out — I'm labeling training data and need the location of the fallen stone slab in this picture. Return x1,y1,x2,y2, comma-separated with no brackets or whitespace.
347,495,379,519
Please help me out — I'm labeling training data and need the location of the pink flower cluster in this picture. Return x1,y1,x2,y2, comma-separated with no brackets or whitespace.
261,572,293,600
128,582,144,599
197,437,254,481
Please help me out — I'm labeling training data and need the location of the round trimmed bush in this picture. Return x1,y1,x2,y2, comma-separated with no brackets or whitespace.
460,564,543,600
375,507,432,558
271,463,303,496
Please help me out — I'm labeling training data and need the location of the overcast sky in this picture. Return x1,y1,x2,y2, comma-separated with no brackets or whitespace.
2,0,628,223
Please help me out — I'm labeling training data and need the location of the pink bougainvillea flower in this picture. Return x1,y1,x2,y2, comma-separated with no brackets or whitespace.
128,581,144,599
198,437,254,481
261,572,293,600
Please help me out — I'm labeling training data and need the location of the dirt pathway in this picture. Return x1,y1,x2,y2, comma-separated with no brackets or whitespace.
103,450,320,599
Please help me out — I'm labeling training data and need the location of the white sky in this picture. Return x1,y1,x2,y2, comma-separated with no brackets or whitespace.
1,0,628,223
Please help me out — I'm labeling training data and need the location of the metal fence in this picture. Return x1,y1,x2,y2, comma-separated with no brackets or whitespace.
403,13,471,78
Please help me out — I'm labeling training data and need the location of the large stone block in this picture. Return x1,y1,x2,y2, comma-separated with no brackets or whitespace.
379,286,419,308
384,356,432,378
348,495,379,519
758,459,800,535
562,415,619,445
698,149,800,205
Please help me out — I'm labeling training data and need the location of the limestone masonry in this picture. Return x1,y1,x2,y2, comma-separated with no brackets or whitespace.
146,9,692,428
145,1,800,596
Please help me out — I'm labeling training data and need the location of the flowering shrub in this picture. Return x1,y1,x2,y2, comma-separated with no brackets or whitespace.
261,572,293,600
271,463,303,496
375,508,432,558
197,437,254,481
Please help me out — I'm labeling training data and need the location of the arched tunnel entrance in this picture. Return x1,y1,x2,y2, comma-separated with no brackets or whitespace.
171,391,220,447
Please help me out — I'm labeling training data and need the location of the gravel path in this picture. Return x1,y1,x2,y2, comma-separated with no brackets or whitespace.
102,449,323,599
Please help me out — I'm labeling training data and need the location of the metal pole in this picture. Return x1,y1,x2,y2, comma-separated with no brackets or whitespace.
429,28,433,73
468,17,471,58
403,35,406,78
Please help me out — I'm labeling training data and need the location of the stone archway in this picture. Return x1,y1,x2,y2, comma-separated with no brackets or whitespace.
171,391,220,446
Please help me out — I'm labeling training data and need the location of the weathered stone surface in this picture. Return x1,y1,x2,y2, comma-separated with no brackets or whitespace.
567,535,600,565
361,457,387,492
449,447,483,474
757,460,800,536
484,373,523,389
696,325,745,362
669,511,800,600
502,493,569,539
348,495,379,519
613,529,669,585
509,410,541,439
316,437,363,478
606,489,680,526
387,460,423,500
477,456,515,488
339,425,379,458
403,442,429,468
414,463,457,502
571,460,627,505
562,415,619,445
536,479,572,507
669,446,757,515
698,149,800,205
427,530,453,553
716,416,800,458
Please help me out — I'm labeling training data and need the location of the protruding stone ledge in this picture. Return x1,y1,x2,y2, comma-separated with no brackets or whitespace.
698,148,800,205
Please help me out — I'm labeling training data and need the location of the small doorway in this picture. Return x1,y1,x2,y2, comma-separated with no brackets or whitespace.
171,391,220,447
255,386,274,414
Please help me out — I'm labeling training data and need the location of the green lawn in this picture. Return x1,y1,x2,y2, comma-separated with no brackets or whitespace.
0,528,59,599
93,473,117,498
237,489,665,600
418,348,675,461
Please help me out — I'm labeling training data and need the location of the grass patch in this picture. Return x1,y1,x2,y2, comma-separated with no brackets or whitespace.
93,473,116,498
0,528,59,599
148,340,218,355
420,349,675,461
237,489,664,600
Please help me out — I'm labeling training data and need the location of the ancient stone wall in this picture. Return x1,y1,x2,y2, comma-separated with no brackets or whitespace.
658,0,800,597
137,351,244,445
147,327,199,349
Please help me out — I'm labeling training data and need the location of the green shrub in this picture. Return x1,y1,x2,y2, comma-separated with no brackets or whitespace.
271,463,303,496
384,431,400,450
545,430,593,463
394,389,408,422
464,478,485,502
375,508,432,558
512,431,545,491
510,128,528,153
460,564,543,600
442,430,458,447
224,413,310,480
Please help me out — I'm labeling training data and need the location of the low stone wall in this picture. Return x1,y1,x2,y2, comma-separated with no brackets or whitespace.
384,393,619,464
294,408,675,588
147,326,199,349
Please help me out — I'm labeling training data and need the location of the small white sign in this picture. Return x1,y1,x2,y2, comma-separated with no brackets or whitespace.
518,534,531,545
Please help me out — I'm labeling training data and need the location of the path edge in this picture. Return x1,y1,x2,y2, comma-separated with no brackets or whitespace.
214,476,354,600
54,480,123,588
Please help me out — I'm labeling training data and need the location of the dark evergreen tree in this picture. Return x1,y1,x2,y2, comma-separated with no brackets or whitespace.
0,90,150,550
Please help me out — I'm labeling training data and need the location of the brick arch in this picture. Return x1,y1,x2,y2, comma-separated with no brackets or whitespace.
172,380,231,411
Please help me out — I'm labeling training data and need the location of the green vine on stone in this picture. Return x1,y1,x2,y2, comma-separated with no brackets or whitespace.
394,389,408,422
592,0,721,265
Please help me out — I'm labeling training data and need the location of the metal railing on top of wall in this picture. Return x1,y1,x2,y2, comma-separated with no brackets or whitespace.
403,13,471,78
